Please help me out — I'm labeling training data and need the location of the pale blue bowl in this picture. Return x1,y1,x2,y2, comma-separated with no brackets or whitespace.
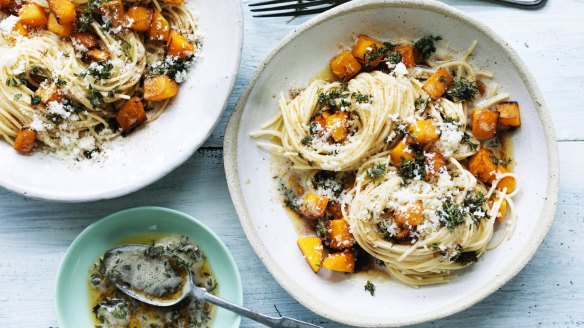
56,206,242,328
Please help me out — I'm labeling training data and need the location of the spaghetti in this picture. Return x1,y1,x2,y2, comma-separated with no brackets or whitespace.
255,34,520,287
0,0,199,159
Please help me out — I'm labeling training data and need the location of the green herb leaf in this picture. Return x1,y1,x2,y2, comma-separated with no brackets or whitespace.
445,78,478,103
364,280,376,296
414,35,442,61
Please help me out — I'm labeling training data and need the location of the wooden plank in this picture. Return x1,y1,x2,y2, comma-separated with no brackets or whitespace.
0,141,582,327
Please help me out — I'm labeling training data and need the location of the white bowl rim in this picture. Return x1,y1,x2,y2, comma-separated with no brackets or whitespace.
224,0,560,326
0,1,244,203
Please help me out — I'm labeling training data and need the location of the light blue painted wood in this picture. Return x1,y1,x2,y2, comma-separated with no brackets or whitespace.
0,1,583,327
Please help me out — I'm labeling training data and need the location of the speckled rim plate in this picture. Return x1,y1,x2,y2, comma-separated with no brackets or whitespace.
0,0,243,202
224,0,559,326
55,206,242,328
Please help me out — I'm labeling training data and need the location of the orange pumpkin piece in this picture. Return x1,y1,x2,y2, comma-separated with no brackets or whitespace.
13,128,37,154
390,139,414,165
496,101,521,128
297,237,324,273
13,21,29,36
19,4,48,28
472,108,499,140
0,0,13,9
330,50,362,81
35,82,63,104
47,13,73,37
394,200,425,227
126,6,151,32
468,148,498,183
167,30,195,58
300,193,329,219
325,111,348,143
326,202,343,221
48,0,76,24
287,175,304,197
407,119,440,144
143,75,179,101
322,251,355,273
394,44,416,68
326,219,355,250
99,0,125,28
149,10,171,41
494,165,516,193
352,34,383,67
424,151,447,181
161,0,184,4
422,67,453,100
86,48,110,62
491,196,507,222
115,96,147,132
71,32,99,49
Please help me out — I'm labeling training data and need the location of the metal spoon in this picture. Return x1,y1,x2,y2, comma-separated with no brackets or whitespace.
104,245,322,328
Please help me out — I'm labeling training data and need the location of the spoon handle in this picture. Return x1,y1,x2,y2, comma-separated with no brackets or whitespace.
193,287,322,328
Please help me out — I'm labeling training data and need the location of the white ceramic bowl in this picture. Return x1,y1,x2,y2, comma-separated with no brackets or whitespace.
0,0,243,202
224,0,559,326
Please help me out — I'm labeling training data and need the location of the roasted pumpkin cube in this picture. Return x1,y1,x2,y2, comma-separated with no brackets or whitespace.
325,111,348,143
86,48,110,62
424,151,446,181
297,237,324,273
48,0,76,24
395,44,416,68
0,0,13,9
407,119,440,144
35,82,63,104
149,9,170,41
322,251,355,273
161,0,184,4
330,50,362,81
496,101,521,128
14,128,37,154
468,148,498,183
326,202,343,220
99,0,125,28
167,30,195,58
19,3,48,28
47,13,73,37
422,67,453,100
491,196,507,222
300,193,329,219
494,165,516,193
115,96,147,132
13,21,29,36
394,200,425,227
287,175,304,197
126,5,151,32
326,219,355,250
71,32,98,49
352,34,383,67
472,108,499,140
390,139,414,165
143,75,179,101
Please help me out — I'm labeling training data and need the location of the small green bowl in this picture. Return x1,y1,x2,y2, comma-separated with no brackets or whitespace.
56,206,242,328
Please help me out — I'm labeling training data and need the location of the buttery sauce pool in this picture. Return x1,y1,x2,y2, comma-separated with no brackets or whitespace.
88,233,217,328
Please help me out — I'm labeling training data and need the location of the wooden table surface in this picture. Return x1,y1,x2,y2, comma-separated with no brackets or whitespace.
1,0,583,327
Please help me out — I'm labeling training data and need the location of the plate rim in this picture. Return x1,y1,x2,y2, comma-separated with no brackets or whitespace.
0,0,244,203
54,206,243,328
223,0,560,326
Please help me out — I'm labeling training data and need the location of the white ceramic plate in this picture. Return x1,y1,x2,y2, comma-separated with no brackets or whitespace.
224,0,559,326
0,0,243,202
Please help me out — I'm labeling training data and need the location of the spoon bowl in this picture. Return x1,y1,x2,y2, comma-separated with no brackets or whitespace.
104,243,323,328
